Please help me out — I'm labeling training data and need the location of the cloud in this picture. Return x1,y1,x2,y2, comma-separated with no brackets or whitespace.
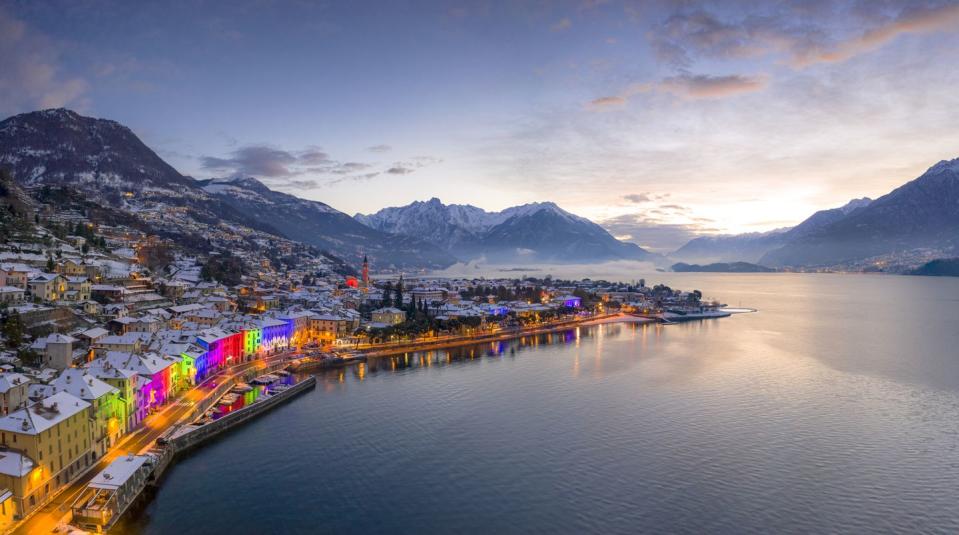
200,143,386,190
795,3,959,66
200,141,440,191
326,172,381,186
623,193,651,203
646,2,959,70
590,73,766,108
0,8,89,114
588,95,627,109
385,156,442,175
658,73,768,99
602,213,717,253
201,145,299,177
328,162,372,174
551,18,572,31
367,144,392,153
298,147,330,165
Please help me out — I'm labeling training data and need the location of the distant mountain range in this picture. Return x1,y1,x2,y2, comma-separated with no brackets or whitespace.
671,262,776,273
671,198,872,265
355,197,657,264
671,157,959,269
908,258,959,277
760,161,959,267
0,108,453,269
4,108,955,272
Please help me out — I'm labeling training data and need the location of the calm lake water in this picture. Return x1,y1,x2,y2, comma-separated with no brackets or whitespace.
120,273,959,534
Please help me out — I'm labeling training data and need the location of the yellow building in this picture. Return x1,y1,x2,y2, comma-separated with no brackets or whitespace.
371,307,406,326
0,392,93,519
0,374,31,416
27,273,66,302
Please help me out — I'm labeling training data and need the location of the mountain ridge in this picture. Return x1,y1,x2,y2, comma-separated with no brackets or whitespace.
356,198,657,264
0,108,453,269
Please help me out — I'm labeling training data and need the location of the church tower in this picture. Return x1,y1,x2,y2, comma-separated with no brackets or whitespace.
362,255,369,290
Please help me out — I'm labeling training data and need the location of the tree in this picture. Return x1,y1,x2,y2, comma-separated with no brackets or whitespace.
1,310,25,348
393,279,404,309
46,255,55,272
382,281,393,306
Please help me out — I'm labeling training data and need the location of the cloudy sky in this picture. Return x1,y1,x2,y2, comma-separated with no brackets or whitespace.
3,0,959,251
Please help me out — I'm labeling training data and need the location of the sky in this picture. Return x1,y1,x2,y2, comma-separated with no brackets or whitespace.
2,0,959,252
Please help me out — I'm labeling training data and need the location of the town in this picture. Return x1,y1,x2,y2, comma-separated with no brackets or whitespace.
0,194,723,534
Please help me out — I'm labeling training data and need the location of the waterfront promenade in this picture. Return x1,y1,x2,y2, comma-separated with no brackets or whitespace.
359,313,646,358
9,351,299,535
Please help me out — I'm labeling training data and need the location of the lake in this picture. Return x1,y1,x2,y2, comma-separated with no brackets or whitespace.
118,272,959,534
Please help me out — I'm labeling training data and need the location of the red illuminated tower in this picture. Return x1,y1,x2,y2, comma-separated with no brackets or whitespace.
362,255,369,290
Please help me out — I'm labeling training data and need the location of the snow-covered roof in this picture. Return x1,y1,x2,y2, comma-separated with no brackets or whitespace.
0,451,34,477
0,391,90,435
80,327,109,339
50,369,118,400
89,454,150,490
0,373,31,394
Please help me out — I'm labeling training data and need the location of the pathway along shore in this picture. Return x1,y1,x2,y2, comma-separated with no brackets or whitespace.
360,313,656,359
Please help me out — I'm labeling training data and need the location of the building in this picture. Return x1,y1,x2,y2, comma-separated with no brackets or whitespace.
371,307,406,326
310,314,355,343
0,392,94,519
0,287,25,304
0,266,29,289
63,276,92,302
27,273,65,302
0,374,31,416
102,352,179,414
86,364,141,433
93,333,146,356
29,334,76,370
411,286,446,304
72,454,153,532
48,369,121,459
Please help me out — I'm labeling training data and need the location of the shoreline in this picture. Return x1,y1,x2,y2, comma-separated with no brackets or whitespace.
360,313,656,359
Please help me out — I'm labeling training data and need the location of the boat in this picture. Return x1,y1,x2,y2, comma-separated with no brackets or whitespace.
218,393,240,406
230,382,254,393
251,374,279,385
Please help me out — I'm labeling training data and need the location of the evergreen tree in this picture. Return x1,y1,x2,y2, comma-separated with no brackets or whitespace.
1,310,25,348
382,281,393,306
394,277,404,309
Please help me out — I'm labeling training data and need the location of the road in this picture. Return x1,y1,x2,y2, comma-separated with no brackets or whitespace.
11,351,297,535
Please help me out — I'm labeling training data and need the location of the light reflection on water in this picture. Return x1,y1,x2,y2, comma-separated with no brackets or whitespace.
123,273,959,534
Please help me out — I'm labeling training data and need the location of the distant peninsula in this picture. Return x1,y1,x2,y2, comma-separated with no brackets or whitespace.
908,258,959,277
671,262,776,273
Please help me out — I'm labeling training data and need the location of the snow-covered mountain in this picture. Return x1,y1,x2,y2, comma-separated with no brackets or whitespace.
356,198,656,263
670,197,874,264
761,160,959,266
0,108,197,195
200,177,455,268
0,108,453,269
671,198,873,265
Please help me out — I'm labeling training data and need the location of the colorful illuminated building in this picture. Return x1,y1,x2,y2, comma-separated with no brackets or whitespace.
260,318,293,352
48,369,122,459
102,352,178,414
88,364,141,433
